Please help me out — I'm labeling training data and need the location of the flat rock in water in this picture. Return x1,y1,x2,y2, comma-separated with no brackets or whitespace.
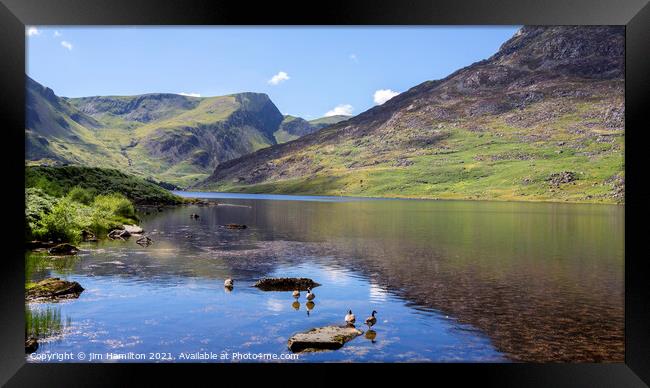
123,224,144,234
254,277,320,291
288,326,363,353
26,277,84,301
224,223,247,229
48,243,79,255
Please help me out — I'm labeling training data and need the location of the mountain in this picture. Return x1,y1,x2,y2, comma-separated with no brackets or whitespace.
198,26,625,203
25,77,123,166
26,80,330,187
274,114,351,144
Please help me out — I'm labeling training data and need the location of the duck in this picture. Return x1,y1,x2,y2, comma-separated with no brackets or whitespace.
306,288,315,301
345,309,356,325
224,278,234,288
365,310,377,328
292,290,300,299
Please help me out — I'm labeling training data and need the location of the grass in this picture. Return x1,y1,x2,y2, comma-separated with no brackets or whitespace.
26,165,183,205
25,166,185,243
26,188,138,244
203,93,624,204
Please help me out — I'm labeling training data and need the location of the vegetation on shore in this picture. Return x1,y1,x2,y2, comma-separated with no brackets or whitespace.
26,166,183,205
25,166,183,244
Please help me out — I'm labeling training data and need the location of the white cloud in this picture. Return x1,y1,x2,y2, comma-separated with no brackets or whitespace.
26,27,40,37
268,71,290,85
324,104,353,117
61,41,73,50
53,30,62,37
373,89,399,105
349,53,358,63
179,92,201,97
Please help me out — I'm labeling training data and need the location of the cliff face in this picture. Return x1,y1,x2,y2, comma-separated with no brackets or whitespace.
200,26,624,203
26,79,293,186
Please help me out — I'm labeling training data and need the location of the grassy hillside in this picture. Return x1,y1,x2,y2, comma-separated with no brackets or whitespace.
25,77,127,168
26,81,286,187
308,115,352,127
26,166,183,205
25,165,184,244
208,101,624,203
274,114,352,144
199,26,625,204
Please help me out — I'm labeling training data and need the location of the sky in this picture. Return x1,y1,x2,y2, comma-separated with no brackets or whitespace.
26,26,520,119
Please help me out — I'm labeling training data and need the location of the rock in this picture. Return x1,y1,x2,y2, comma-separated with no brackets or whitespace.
288,325,363,353
224,223,247,229
136,236,153,247
548,171,578,186
123,224,143,234
48,243,79,255
26,278,84,301
25,337,38,354
253,277,320,291
81,230,97,242
108,229,131,240
190,213,200,219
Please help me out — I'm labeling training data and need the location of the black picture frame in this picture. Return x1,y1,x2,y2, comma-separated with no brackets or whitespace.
1,0,648,386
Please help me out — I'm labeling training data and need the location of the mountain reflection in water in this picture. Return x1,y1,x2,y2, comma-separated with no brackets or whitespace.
26,194,623,362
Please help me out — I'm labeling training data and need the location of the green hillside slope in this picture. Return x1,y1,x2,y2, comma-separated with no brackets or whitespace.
198,26,625,204
26,80,291,187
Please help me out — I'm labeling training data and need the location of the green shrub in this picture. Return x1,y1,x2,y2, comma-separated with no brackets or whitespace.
93,193,136,221
31,197,89,244
66,186,96,205
25,188,59,241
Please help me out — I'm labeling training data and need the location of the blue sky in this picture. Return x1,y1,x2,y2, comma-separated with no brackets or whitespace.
26,26,519,119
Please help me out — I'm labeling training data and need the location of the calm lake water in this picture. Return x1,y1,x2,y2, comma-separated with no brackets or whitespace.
26,193,624,362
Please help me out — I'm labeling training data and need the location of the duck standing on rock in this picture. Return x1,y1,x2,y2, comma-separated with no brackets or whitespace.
292,290,300,299
306,288,315,301
345,309,356,326
224,278,234,288
365,310,377,328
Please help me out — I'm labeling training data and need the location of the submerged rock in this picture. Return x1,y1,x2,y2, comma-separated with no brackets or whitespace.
26,277,84,301
288,325,363,353
48,243,79,255
223,223,247,229
136,236,153,246
254,277,320,291
123,224,144,234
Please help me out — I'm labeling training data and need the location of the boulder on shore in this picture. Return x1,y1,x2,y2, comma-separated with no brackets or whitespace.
123,224,144,234
26,277,84,301
288,325,363,353
81,230,97,242
25,337,39,354
48,243,79,255
108,228,131,240
254,277,320,291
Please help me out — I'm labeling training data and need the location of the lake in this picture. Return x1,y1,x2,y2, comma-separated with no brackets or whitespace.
26,193,624,362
